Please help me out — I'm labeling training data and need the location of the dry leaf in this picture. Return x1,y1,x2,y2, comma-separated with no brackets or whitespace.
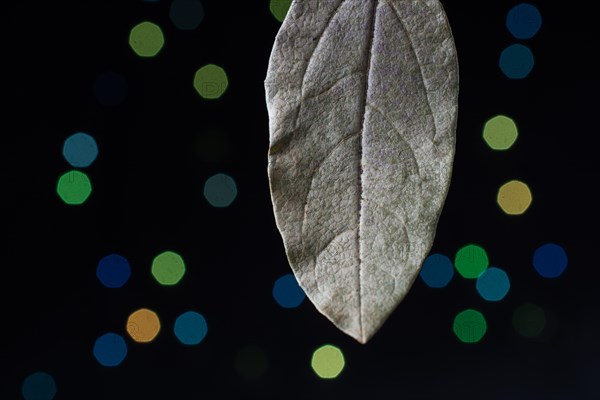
265,0,459,343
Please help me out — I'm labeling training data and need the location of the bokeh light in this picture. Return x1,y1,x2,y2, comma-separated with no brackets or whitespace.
453,309,487,343
93,333,128,367
129,21,165,57
532,243,568,278
193,64,229,99
235,345,269,381
151,250,186,285
63,132,98,168
483,115,518,150
513,303,546,338
93,71,128,107
497,180,532,215
127,308,161,343
96,253,131,288
476,267,510,301
56,170,92,205
203,173,237,207
506,3,542,39
499,44,534,79
454,244,488,279
196,130,230,164
270,0,292,22
419,253,454,288
311,344,345,379
272,273,305,308
174,311,207,345
22,371,57,400
170,0,204,30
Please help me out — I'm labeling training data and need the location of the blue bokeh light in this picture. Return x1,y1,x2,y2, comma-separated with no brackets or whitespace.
419,253,454,288
272,273,305,308
506,3,542,39
93,333,128,367
170,0,204,30
93,71,128,107
96,253,131,288
533,243,568,278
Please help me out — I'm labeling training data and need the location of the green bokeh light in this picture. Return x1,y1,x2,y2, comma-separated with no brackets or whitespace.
483,115,518,150
57,170,92,205
235,345,269,381
454,244,489,279
453,309,487,343
129,21,165,57
513,303,546,338
311,344,345,379
193,64,229,99
151,251,185,285
269,0,292,22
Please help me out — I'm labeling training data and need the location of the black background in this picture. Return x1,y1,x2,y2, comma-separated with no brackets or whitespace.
3,1,598,399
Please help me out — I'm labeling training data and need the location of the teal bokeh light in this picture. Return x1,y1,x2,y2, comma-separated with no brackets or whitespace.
476,267,510,301
203,173,237,207
499,44,534,79
22,371,57,400
174,311,208,345
62,132,98,168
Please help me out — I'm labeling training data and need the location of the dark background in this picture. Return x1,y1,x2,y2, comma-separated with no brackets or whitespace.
3,1,598,399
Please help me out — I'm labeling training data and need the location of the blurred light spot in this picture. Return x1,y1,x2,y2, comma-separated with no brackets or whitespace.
499,44,534,79
170,0,204,30
506,3,542,39
272,273,305,308
194,64,228,99
97,253,131,288
497,180,532,215
203,173,237,207
174,311,207,345
93,71,128,107
56,170,92,205
476,267,510,301
483,115,518,150
235,345,269,381
196,130,230,164
419,253,454,288
93,333,128,367
454,244,488,279
151,250,185,285
453,309,487,343
62,132,98,168
270,0,292,22
129,21,165,57
22,371,56,400
311,344,345,379
126,308,161,343
533,243,568,278
513,303,546,337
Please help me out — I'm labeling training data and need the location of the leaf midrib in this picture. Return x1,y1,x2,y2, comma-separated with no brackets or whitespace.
356,0,379,343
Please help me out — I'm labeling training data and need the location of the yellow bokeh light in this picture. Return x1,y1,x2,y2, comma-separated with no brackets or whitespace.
497,180,532,215
126,308,161,343
311,344,345,379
